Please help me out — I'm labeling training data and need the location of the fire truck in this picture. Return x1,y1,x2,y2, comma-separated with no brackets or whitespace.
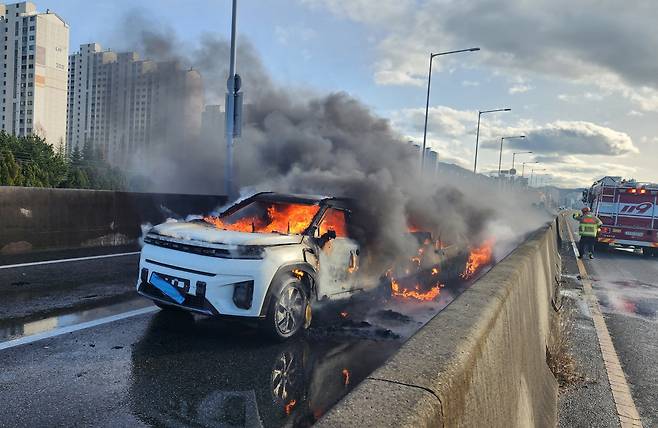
582,176,658,256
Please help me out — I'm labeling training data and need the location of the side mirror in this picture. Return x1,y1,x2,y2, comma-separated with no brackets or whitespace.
317,230,337,248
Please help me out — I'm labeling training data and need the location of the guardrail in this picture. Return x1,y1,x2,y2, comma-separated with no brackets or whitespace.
318,220,561,427
0,186,226,254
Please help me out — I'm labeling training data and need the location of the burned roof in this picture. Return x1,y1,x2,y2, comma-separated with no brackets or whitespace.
251,192,353,209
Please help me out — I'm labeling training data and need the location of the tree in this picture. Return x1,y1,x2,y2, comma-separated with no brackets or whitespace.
0,149,21,185
0,133,124,190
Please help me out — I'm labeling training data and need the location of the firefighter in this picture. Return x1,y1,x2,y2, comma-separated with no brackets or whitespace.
573,207,602,259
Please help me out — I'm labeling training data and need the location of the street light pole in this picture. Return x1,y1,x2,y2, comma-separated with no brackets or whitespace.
498,135,525,175
224,0,241,199
421,47,480,171
512,151,532,171
473,108,511,174
521,161,538,177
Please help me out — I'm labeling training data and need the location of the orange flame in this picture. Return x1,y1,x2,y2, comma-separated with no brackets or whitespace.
461,239,494,280
431,267,439,276
391,277,441,301
339,311,349,318
342,369,350,386
204,203,319,235
284,399,297,415
292,269,305,280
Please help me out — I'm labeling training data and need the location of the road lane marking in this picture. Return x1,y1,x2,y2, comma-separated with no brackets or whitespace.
0,251,140,270
0,306,158,351
564,216,643,428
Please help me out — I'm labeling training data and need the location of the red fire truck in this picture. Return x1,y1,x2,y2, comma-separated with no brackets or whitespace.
582,176,658,256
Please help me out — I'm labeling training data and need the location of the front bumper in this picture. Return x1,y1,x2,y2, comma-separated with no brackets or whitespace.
137,244,279,317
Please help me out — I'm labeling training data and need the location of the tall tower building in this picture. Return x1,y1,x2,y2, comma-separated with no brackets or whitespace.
0,2,68,146
67,43,203,167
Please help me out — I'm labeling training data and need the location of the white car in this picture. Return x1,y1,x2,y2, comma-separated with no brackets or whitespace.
137,192,361,340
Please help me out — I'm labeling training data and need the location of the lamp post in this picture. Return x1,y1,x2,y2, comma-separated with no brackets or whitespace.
473,108,511,173
421,47,480,171
521,161,538,177
512,151,532,171
224,0,242,199
498,135,525,175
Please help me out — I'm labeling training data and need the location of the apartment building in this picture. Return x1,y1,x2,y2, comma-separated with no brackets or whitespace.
67,43,203,166
0,2,68,146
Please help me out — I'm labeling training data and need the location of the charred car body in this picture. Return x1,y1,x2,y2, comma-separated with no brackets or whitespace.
137,192,363,340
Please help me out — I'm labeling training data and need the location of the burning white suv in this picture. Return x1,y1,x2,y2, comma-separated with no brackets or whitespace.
137,192,361,340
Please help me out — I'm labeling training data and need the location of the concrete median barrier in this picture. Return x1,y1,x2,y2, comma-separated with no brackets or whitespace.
318,221,561,427
0,186,226,254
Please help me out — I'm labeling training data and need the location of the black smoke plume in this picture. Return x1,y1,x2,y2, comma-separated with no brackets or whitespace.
116,12,550,270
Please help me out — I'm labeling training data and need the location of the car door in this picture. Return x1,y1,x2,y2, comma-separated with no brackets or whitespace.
316,208,360,298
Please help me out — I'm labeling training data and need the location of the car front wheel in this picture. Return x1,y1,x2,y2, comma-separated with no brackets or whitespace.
264,277,310,341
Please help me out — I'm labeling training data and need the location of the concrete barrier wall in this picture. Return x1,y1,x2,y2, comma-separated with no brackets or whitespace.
318,221,561,427
0,186,226,254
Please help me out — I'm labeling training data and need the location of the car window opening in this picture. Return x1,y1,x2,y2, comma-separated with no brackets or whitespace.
204,201,320,235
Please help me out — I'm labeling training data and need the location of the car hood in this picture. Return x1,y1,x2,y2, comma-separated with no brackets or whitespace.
149,221,304,246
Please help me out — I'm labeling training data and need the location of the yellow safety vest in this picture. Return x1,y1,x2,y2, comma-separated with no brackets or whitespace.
573,213,602,237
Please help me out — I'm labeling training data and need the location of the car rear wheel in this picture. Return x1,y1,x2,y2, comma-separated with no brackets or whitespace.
264,277,310,341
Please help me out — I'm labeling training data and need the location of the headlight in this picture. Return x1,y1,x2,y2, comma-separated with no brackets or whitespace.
235,245,265,259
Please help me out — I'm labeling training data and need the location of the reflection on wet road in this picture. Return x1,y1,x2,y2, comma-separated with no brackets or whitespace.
0,298,153,342
130,312,400,427
588,249,658,322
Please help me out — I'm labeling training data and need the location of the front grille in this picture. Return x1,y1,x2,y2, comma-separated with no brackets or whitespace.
145,235,232,258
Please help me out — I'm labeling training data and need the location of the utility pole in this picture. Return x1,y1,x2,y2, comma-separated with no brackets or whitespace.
498,135,525,175
473,108,510,174
420,47,480,171
224,0,243,199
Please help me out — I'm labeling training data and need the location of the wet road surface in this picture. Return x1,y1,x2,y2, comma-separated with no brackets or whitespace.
0,249,485,427
585,247,658,427
0,247,138,320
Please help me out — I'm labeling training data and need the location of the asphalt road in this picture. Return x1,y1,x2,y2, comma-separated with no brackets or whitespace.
585,247,658,427
0,248,484,427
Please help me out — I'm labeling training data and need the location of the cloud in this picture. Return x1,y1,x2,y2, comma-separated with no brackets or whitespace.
509,84,532,94
528,156,637,188
390,107,639,186
302,0,658,111
462,80,480,87
299,0,414,26
498,121,638,156
558,91,606,103
391,106,477,138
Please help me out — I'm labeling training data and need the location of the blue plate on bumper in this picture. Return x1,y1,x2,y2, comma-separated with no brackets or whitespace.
150,273,186,304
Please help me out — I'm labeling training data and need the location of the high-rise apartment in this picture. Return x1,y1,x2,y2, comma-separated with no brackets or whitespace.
0,2,68,146
67,43,203,166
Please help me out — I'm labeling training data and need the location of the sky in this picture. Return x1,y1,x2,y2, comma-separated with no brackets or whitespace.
37,0,658,188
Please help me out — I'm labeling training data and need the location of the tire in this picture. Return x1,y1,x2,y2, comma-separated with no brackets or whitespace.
263,276,311,341
642,248,653,258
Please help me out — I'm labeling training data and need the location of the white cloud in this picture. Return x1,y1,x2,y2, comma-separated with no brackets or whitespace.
509,84,532,94
388,104,638,187
302,0,658,111
299,0,414,26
